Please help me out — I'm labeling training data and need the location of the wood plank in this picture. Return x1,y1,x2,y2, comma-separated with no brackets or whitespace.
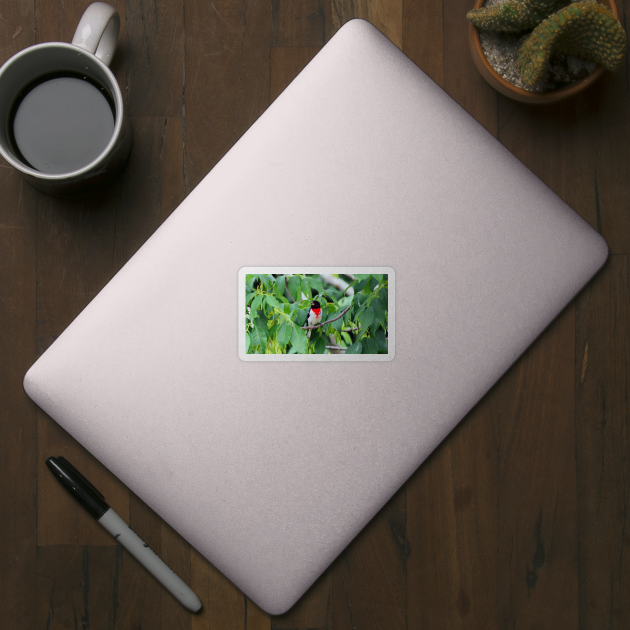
109,494,193,629
0,0,36,55
0,5,39,629
330,486,407,630
37,416,129,546
331,0,402,48
497,304,578,628
496,97,597,221
270,47,321,103
402,0,444,88
190,548,247,630
271,573,332,629
583,72,630,254
125,0,183,116
443,0,497,131
271,0,332,46
184,0,272,192
575,255,630,629
0,127,38,630
407,393,499,629
248,601,272,630
494,64,629,257
36,545,118,630
112,116,185,270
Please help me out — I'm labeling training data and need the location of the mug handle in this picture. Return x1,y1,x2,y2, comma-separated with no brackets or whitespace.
71,2,120,67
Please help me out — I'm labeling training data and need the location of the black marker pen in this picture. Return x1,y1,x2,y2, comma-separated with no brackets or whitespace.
46,456,202,612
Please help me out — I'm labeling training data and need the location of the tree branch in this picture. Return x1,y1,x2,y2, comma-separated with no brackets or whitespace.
301,305,351,330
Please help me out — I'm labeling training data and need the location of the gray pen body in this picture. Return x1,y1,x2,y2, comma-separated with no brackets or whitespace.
99,508,202,612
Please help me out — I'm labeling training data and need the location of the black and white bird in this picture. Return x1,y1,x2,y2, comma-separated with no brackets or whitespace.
305,300,322,338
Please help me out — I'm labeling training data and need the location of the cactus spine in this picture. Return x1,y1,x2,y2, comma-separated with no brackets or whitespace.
467,0,568,33
516,1,627,85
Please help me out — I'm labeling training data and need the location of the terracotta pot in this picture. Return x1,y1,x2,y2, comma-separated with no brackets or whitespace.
468,0,619,103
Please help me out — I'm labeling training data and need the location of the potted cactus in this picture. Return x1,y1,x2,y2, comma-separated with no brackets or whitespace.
467,0,627,103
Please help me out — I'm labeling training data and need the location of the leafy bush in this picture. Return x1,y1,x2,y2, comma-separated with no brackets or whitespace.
245,273,389,354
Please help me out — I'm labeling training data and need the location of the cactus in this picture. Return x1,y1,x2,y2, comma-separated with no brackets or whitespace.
467,0,568,33
516,1,627,85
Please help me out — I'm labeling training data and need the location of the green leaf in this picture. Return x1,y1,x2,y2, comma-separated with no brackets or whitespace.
274,276,285,298
359,307,374,338
380,288,388,311
354,277,369,293
294,308,308,327
375,328,388,351
288,275,301,302
266,295,279,311
341,332,352,345
332,314,344,333
345,341,363,354
362,337,378,354
277,322,292,347
250,325,260,348
291,323,308,354
268,321,279,339
372,297,385,331
250,294,264,313
313,336,326,354
260,275,274,291
246,292,256,307
307,275,324,294
254,316,268,348
302,277,312,300
245,332,251,353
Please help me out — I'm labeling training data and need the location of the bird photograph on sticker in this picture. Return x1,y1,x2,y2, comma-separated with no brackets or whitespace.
245,272,389,355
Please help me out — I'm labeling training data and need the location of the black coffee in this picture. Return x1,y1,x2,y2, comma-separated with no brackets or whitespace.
10,72,115,174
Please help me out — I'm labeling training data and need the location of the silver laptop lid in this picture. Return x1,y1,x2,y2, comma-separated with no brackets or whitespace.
24,19,607,614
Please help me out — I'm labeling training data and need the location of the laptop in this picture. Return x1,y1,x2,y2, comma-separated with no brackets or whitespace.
23,19,608,614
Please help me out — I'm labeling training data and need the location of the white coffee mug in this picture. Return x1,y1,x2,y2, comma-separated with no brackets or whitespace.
0,2,132,197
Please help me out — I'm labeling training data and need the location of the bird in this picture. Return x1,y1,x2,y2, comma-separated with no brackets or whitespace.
305,300,322,339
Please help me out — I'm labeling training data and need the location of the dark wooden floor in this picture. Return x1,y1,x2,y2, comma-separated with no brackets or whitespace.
1,0,629,628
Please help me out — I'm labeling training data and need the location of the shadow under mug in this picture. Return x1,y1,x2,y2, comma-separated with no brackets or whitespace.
0,2,131,197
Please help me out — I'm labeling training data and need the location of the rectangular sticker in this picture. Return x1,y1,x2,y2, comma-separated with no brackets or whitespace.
238,268,394,361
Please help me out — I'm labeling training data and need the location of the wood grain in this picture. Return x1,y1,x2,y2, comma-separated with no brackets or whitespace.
497,304,579,629
270,47,322,103
331,486,408,630
184,0,271,191
125,0,184,117
332,0,403,48
0,4,39,629
36,545,119,630
576,256,630,629
115,495,192,629
271,0,332,46
407,393,499,629
190,549,248,630
443,0,497,131
403,0,444,87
